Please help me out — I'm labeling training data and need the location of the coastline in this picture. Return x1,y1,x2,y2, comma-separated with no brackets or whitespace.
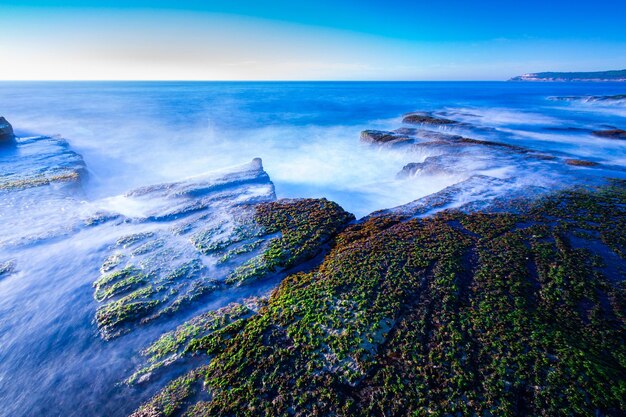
1,84,625,416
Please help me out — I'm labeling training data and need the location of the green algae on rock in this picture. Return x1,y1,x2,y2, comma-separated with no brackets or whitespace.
92,168,354,340
130,180,626,417
0,133,89,247
0,135,85,192
126,297,267,385
226,198,355,284
91,160,277,339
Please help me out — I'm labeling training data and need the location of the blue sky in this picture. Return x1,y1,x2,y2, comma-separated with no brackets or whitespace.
1,0,625,80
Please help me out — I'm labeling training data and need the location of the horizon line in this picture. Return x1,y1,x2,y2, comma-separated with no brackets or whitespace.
0,79,526,83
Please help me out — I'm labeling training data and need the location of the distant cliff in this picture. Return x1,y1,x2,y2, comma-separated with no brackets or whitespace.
509,69,626,82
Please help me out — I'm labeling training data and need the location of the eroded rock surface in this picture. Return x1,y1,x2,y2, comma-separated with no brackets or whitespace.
126,108,625,417
92,160,354,339
130,181,626,417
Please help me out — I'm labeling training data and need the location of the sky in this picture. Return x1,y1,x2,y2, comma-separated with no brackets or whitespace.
0,0,625,80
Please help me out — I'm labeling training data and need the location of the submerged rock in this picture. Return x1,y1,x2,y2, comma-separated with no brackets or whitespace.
375,175,531,218
549,94,626,102
92,159,276,339
393,127,464,142
398,162,422,177
565,159,599,167
0,259,16,279
0,136,85,192
402,112,458,125
457,137,528,151
360,130,412,146
130,181,626,417
0,135,87,246
0,117,15,144
592,129,626,139
397,156,452,177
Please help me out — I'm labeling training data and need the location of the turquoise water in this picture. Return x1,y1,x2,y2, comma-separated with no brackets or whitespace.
0,82,625,416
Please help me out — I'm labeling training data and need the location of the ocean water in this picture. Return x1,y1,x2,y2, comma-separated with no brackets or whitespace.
0,81,625,417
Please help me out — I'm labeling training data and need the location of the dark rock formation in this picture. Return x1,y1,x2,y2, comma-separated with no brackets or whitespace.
0,117,15,144
360,130,412,146
592,129,626,139
402,112,458,125
0,260,16,279
457,137,528,151
565,159,599,167
397,156,451,177
393,127,463,141
398,162,422,177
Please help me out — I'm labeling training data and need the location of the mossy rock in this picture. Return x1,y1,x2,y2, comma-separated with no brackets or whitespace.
225,198,355,285
93,198,353,340
131,181,626,417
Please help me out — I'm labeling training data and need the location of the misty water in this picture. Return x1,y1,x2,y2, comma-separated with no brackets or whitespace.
1,82,625,417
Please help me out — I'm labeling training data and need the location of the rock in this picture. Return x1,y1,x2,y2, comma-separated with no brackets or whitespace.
360,130,412,146
0,117,15,144
392,127,420,136
92,159,278,339
402,112,457,125
565,159,599,167
0,260,16,279
393,128,463,142
398,162,422,177
0,136,86,192
397,156,450,177
0,135,88,247
592,129,626,139
457,137,528,152
549,94,626,102
92,160,354,340
131,182,626,417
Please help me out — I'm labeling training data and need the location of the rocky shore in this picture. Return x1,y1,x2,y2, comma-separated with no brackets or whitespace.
1,114,624,416
122,112,625,417
131,179,626,417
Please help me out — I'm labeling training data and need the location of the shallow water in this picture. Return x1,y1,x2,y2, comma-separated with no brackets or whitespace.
0,81,625,417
